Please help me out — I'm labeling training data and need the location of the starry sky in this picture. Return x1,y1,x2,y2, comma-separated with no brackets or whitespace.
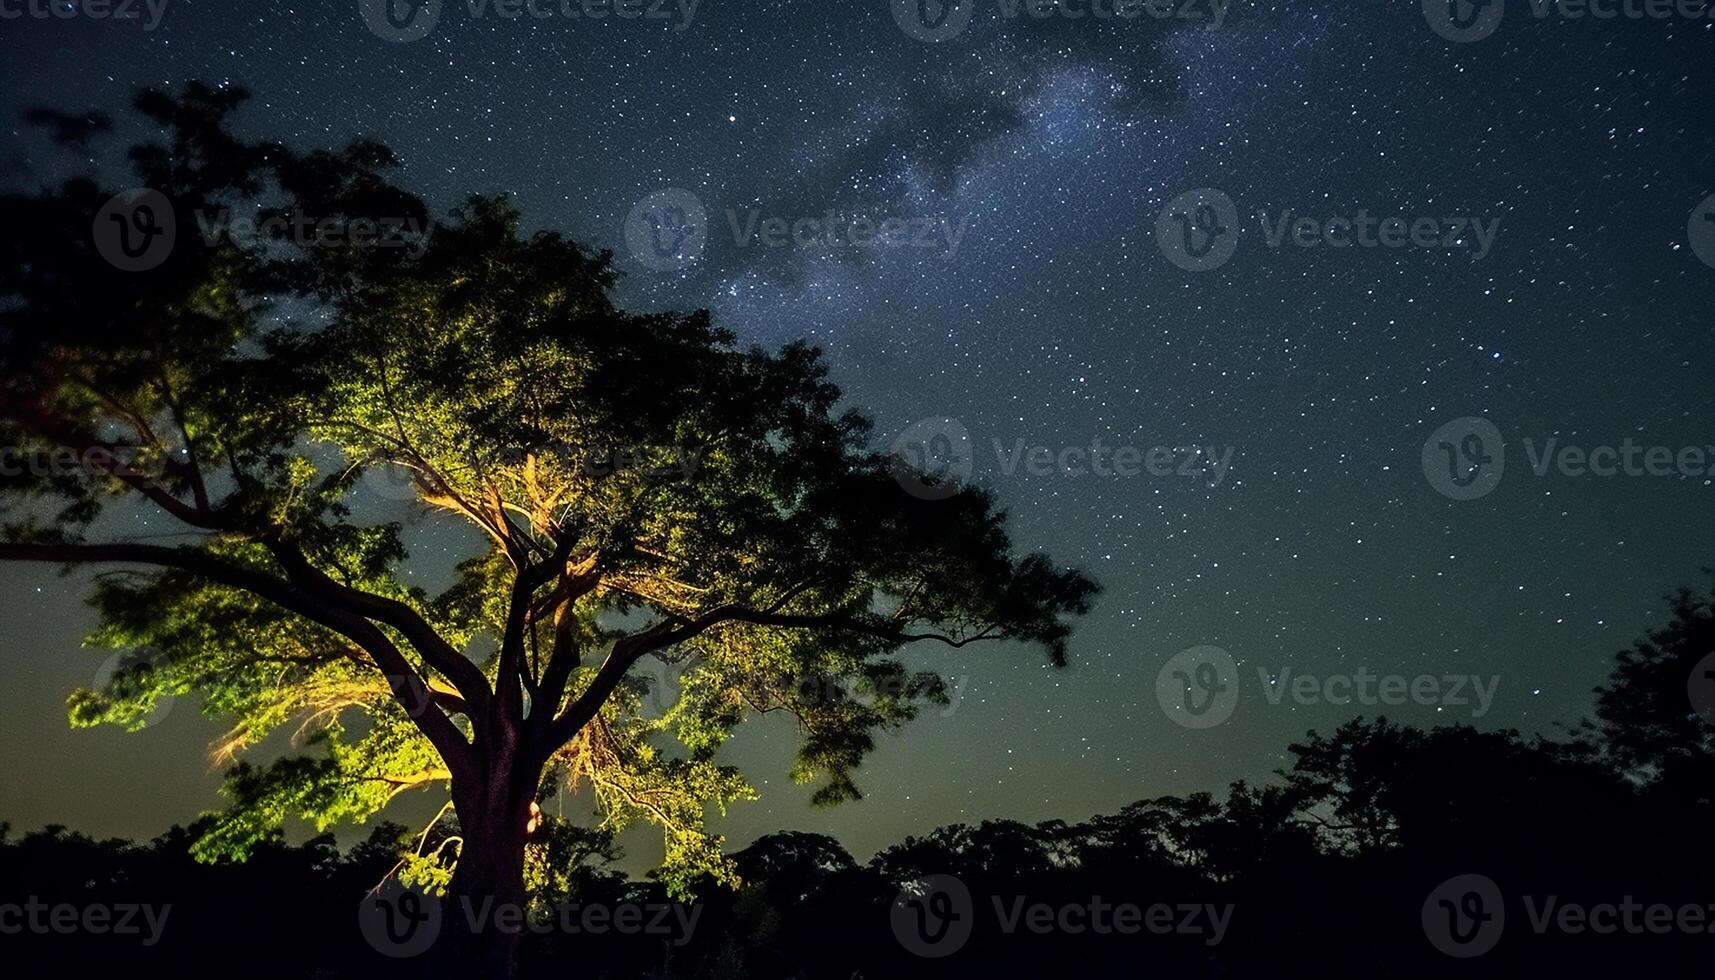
2,0,1713,866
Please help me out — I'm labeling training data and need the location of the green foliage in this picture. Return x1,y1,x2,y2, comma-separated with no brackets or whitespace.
559,674,759,897
0,83,1097,907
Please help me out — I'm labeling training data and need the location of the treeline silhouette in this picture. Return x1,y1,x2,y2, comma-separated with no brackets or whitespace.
4,577,1713,978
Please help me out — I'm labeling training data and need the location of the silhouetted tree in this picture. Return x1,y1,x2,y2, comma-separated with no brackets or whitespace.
1586,573,1715,806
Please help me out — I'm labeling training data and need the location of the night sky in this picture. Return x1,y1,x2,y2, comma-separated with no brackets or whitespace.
2,1,1713,867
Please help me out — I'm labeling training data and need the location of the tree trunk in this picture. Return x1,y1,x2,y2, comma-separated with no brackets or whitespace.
441,766,535,979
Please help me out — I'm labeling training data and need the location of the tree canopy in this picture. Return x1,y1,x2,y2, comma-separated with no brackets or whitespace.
0,83,1098,910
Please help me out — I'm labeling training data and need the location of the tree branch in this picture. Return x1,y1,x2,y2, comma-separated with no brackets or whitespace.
0,540,475,779
537,600,1008,754
261,539,493,720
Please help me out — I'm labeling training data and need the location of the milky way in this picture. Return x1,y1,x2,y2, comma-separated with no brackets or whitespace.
2,0,1713,865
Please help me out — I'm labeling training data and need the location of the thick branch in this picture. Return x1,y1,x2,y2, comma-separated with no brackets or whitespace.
532,556,603,736
538,601,1007,753
263,540,493,719
0,541,475,779
540,622,676,754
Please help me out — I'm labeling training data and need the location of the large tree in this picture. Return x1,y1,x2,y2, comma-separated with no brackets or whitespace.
0,84,1096,975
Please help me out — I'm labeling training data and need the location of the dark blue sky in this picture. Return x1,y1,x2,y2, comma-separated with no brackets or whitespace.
3,0,1713,864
